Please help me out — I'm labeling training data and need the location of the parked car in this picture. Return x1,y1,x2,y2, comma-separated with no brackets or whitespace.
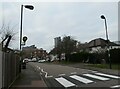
38,60,46,63
32,58,37,62
22,60,26,69
23,58,29,63
28,59,32,62
22,62,26,69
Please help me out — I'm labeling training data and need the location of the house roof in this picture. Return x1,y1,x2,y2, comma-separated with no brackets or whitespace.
88,38,119,48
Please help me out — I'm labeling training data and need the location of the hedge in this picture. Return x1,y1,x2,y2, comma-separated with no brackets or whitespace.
65,48,120,64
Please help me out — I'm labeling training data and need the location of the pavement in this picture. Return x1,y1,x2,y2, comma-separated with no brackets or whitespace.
9,63,47,89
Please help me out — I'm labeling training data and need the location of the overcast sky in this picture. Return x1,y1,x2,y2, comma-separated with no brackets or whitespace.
0,0,119,52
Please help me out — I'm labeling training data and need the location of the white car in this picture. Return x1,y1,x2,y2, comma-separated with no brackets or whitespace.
38,60,46,63
32,58,37,62
23,58,29,63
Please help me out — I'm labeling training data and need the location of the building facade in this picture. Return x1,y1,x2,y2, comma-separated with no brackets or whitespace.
22,45,48,59
54,37,61,48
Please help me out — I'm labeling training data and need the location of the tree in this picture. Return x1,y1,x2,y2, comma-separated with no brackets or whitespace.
61,36,77,54
49,36,78,61
0,22,17,51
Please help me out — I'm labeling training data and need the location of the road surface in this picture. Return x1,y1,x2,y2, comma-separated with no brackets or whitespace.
28,62,120,89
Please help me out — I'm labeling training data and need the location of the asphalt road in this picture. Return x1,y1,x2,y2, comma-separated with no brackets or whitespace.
28,62,120,89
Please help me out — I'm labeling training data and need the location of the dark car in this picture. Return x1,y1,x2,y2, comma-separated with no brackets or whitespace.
22,60,26,69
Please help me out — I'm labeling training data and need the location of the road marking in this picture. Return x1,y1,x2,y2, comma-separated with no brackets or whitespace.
39,67,40,69
41,69,44,72
83,74,110,81
70,75,94,84
55,77,76,88
95,73,120,79
110,85,120,88
46,75,53,78
71,72,77,74
40,72,42,75
58,74,66,76
75,68,80,70
36,66,39,68
88,70,98,73
45,72,48,78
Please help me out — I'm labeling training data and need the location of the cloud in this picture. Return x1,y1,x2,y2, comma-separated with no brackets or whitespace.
0,2,118,52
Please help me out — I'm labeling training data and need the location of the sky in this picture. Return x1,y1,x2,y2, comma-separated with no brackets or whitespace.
0,0,119,52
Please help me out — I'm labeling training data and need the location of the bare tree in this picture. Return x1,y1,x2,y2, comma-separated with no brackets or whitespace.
0,22,18,50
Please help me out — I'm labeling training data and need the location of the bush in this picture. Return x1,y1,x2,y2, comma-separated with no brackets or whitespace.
66,52,90,62
110,48,120,64
65,48,120,64
89,52,108,64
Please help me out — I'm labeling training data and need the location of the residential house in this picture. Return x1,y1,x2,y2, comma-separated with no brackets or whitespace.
78,38,120,53
22,45,48,59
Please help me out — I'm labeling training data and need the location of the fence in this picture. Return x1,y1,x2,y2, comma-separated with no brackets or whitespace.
0,45,20,89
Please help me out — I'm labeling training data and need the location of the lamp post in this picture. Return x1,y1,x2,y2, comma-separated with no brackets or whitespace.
101,15,112,69
19,5,34,72
20,5,34,51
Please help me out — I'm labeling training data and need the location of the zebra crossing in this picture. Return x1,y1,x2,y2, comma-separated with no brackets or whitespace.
48,72,120,88
83,74,110,81
70,75,94,84
55,77,76,88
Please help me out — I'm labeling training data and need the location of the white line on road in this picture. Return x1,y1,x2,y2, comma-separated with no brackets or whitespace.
36,66,38,68
88,70,98,73
71,72,77,74
40,72,43,75
58,74,66,76
40,69,53,78
83,74,110,81
75,68,80,70
55,77,76,88
95,73,120,79
45,72,48,78
41,69,43,72
70,75,94,84
46,75,53,78
110,85,120,88
41,69,46,74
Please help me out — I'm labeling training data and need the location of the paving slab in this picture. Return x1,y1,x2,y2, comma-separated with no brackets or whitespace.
9,63,47,89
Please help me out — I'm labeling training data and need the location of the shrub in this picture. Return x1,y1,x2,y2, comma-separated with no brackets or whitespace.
66,52,90,62
110,48,120,64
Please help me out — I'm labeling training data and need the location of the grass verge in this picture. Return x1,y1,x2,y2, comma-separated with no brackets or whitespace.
86,64,120,70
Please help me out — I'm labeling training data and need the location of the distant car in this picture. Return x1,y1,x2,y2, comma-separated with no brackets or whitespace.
28,59,32,62
23,58,29,63
22,62,26,69
32,58,37,62
38,60,46,63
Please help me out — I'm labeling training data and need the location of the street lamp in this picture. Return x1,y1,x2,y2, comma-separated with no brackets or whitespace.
20,5,34,50
101,15,112,69
19,5,34,72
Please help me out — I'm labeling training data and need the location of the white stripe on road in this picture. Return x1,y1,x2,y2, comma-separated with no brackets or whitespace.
46,75,53,78
55,77,76,88
58,74,66,76
83,74,110,81
95,73,120,79
88,70,98,73
70,75,94,84
110,85,120,88
71,72,77,74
